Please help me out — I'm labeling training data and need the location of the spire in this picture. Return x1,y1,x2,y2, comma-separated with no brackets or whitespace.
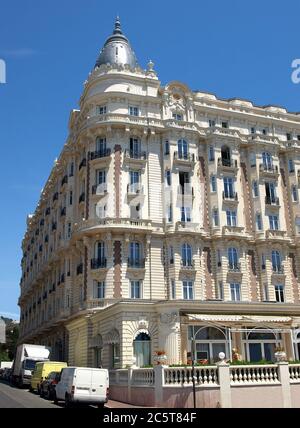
95,17,139,69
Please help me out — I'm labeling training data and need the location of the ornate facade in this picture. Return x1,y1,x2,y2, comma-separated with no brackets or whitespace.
19,18,300,368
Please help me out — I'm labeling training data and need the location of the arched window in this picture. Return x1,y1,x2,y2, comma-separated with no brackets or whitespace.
178,139,188,160
190,327,227,363
262,152,273,170
129,242,141,267
133,332,151,367
228,247,238,270
271,250,282,273
221,145,231,167
181,243,192,266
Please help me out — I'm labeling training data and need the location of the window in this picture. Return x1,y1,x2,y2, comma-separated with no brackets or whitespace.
94,281,105,299
129,242,141,267
67,222,72,239
292,185,298,202
179,171,190,193
173,113,183,121
129,170,141,192
263,283,269,301
131,281,141,299
95,204,106,219
262,152,273,170
167,204,173,222
250,153,256,167
256,213,262,231
288,159,295,173
271,250,282,273
129,106,139,116
298,135,300,141
181,206,191,222
69,190,73,205
230,283,241,301
165,140,170,155
165,169,171,186
212,209,219,227
252,181,259,197
97,105,107,115
96,169,106,185
275,285,285,303
95,241,105,262
262,128,267,135
211,175,217,192
286,133,292,141
209,119,216,128
171,279,176,299
221,121,228,129
69,162,74,177
129,137,141,158
218,282,224,300
209,146,215,161
226,210,237,227
251,127,256,134
96,137,107,155
217,249,222,267
183,281,194,300
177,139,188,159
228,247,238,270
223,177,235,199
296,217,300,234
269,215,279,230
181,243,192,266
169,246,174,264
221,145,231,167
265,182,277,204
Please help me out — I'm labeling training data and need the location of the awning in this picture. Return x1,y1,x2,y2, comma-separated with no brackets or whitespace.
186,314,292,324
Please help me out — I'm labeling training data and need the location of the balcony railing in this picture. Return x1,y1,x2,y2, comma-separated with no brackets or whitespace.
259,164,279,174
79,192,86,203
177,185,194,197
173,152,195,163
272,266,285,274
92,183,108,195
91,258,107,269
61,175,68,187
218,158,238,169
228,262,241,272
127,258,145,268
180,260,195,269
223,191,238,201
127,184,144,195
265,196,280,206
79,158,86,170
124,149,147,161
77,263,83,275
90,148,111,161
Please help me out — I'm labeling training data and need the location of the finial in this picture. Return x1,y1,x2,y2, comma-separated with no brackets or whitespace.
147,59,154,71
114,16,122,34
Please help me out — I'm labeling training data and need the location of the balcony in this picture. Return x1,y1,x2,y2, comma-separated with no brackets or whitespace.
217,158,238,172
228,263,241,273
222,191,238,203
79,192,86,204
92,183,108,197
60,207,66,217
91,258,107,270
127,184,144,199
127,258,145,269
180,260,195,270
124,150,147,167
61,175,68,188
173,152,195,167
265,196,280,207
259,164,279,178
89,149,112,165
265,229,287,241
79,158,86,171
272,266,285,276
76,263,83,275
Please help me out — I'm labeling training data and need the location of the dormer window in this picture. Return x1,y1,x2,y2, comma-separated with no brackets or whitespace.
209,119,216,128
129,106,139,116
97,105,107,115
286,133,292,141
172,113,183,121
221,121,228,129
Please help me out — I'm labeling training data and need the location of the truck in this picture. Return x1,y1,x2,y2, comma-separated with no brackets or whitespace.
11,344,51,387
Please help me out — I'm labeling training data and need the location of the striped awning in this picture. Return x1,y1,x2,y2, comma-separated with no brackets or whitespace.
186,314,292,324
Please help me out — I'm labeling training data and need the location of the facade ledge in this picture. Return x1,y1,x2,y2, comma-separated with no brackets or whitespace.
73,217,153,236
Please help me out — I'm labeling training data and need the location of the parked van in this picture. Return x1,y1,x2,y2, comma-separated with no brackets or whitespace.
55,367,109,407
30,361,67,393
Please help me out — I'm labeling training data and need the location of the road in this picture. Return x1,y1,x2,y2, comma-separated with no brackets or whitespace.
0,381,58,408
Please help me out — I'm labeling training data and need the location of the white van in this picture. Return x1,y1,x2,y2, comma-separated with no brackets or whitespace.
55,367,109,408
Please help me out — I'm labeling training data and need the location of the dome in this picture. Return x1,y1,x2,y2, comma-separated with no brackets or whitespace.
95,17,139,69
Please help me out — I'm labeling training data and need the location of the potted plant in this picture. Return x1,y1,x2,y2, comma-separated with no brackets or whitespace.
274,345,287,362
154,350,168,365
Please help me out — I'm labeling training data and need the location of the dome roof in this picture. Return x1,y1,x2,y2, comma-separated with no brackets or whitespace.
95,17,139,69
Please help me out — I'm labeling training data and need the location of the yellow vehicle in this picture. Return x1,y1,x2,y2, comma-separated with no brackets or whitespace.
30,361,67,393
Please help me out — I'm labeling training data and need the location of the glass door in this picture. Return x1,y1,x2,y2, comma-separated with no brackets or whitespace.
249,343,263,362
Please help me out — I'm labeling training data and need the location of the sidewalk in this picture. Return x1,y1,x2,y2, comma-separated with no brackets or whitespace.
105,399,151,408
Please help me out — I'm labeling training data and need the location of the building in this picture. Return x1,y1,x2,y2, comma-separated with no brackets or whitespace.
0,317,6,344
19,17,300,369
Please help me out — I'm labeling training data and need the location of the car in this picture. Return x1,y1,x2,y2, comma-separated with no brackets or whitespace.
40,371,61,400
30,361,67,394
55,367,109,408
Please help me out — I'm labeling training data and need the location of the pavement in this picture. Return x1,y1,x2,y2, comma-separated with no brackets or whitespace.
0,380,147,409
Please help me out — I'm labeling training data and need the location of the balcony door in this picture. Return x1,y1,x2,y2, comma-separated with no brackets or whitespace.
178,139,188,160
96,137,106,155
130,138,140,158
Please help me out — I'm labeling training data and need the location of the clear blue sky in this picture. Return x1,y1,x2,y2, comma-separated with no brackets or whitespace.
0,0,299,320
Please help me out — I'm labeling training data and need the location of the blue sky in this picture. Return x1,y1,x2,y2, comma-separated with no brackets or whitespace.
0,0,300,320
